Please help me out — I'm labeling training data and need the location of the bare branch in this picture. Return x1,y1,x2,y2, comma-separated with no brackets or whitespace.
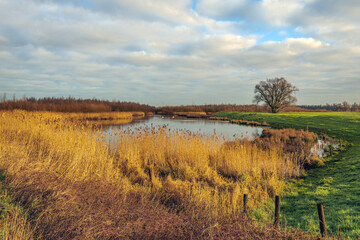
253,78,298,113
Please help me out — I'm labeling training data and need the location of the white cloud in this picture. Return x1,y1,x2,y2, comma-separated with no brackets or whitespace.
285,38,323,49
260,0,305,26
197,0,251,19
0,0,359,105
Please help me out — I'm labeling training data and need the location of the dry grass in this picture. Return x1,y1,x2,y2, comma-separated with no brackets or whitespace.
229,119,270,126
63,112,145,126
0,110,314,239
173,111,207,117
258,128,320,169
64,111,134,120
113,126,300,211
0,188,34,240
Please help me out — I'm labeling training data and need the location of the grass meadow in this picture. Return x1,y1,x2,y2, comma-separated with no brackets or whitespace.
216,112,360,239
0,110,314,239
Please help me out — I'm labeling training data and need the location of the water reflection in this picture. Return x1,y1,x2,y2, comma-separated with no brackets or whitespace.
102,115,263,140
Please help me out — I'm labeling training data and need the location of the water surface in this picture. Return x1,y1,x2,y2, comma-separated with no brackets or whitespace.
102,115,263,140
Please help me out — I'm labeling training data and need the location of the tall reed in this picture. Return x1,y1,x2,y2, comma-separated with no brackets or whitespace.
0,110,308,238
111,125,301,224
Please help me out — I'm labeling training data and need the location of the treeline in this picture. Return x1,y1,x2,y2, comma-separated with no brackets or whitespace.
299,101,360,112
2,94,358,113
158,102,360,114
157,104,267,113
0,95,155,113
156,104,309,114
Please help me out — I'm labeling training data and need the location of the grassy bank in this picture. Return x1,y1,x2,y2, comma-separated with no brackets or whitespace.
0,110,313,239
0,172,33,240
215,112,360,238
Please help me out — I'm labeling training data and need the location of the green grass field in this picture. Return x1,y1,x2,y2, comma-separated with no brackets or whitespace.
215,112,360,239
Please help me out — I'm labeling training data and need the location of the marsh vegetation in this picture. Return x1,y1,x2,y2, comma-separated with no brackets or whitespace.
0,110,319,239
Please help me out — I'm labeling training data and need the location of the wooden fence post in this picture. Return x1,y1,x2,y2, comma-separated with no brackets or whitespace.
243,194,248,214
317,203,327,237
274,195,280,228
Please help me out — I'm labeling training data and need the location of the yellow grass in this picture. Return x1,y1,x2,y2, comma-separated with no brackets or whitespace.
62,111,145,125
0,111,119,182
0,110,302,236
64,111,134,120
0,189,34,240
113,126,300,220
173,111,207,116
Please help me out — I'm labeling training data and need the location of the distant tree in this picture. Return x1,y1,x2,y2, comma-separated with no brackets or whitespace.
254,77,298,113
342,101,351,111
351,102,359,112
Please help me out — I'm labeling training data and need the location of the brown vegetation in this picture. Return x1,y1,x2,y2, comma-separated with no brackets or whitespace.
2,95,357,116
299,101,360,112
157,104,270,113
0,95,155,113
157,104,310,114
229,119,270,127
0,111,317,239
64,112,145,126
258,128,320,169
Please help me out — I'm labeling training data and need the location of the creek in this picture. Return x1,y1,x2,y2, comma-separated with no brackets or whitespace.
101,115,264,140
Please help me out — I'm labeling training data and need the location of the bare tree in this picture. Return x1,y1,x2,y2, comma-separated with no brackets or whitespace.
342,101,351,111
254,77,298,113
351,102,359,112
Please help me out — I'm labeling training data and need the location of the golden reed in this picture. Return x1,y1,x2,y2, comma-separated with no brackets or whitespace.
0,110,303,238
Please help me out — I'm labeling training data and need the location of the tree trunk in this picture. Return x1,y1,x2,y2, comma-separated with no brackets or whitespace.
271,107,279,113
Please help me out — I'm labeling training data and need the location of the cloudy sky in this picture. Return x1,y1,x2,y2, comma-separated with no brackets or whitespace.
0,0,359,106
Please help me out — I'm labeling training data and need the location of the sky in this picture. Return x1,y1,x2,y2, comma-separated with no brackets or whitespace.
0,0,359,106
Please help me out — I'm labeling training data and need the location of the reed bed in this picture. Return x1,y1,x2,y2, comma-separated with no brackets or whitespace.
65,111,134,120
111,125,301,222
173,112,207,117
64,112,140,126
0,110,312,239
0,111,118,182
